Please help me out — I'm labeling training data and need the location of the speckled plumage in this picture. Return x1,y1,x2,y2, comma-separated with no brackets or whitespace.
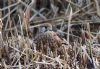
33,23,64,57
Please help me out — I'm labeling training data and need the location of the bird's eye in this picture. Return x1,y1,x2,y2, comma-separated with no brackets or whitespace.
45,26,47,28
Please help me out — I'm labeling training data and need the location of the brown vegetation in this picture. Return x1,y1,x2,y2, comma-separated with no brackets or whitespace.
0,0,100,69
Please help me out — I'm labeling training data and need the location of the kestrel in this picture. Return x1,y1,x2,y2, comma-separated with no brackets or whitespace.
33,23,65,57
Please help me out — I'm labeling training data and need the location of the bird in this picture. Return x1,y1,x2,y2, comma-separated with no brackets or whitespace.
33,23,65,57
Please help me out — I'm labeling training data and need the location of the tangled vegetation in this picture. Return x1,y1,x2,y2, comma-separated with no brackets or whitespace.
0,0,100,69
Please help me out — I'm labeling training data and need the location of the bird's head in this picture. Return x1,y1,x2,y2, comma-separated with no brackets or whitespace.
39,23,52,33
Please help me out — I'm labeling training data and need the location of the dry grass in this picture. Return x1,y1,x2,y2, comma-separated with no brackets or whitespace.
0,0,100,69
